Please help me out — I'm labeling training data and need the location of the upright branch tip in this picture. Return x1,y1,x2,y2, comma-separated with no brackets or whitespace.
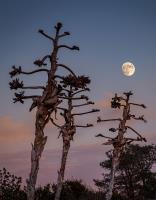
64,31,70,35
138,115,147,123
38,29,43,34
55,22,63,30
123,91,133,97
97,116,102,123
141,104,146,108
88,101,94,104
72,45,80,50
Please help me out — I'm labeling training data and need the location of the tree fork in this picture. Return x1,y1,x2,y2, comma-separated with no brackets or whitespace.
9,22,80,200
53,76,99,200
26,24,60,199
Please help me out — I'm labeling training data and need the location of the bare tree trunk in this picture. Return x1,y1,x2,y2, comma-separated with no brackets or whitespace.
55,140,70,200
106,150,119,200
27,106,48,200
97,92,146,200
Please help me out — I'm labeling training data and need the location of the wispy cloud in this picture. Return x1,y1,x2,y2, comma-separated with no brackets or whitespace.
0,142,109,188
0,116,33,153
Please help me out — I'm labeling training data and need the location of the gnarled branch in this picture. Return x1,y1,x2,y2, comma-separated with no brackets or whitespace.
23,86,45,90
21,69,49,75
56,107,67,111
55,22,63,37
38,29,54,42
13,92,40,104
58,45,79,51
72,109,99,116
130,102,146,108
10,78,45,90
72,88,90,96
58,32,70,38
9,66,49,77
130,115,147,123
50,118,63,129
54,75,65,81
124,137,143,142
57,64,77,78
58,95,89,101
95,133,114,140
73,101,94,107
97,117,121,123
126,126,146,141
34,55,51,67
76,124,93,128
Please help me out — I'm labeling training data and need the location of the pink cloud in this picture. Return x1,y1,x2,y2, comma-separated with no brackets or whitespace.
0,116,33,153
0,143,108,188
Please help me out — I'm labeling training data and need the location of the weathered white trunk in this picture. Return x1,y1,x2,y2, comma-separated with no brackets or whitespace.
27,105,48,200
55,141,70,200
26,134,47,200
106,150,119,200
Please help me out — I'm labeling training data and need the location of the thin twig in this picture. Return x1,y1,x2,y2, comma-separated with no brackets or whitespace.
50,118,62,128
73,102,94,107
57,64,77,78
126,126,143,139
76,124,93,128
97,118,121,123
58,45,79,51
72,109,99,116
23,86,45,90
72,88,90,96
21,69,49,75
130,102,146,108
38,30,54,42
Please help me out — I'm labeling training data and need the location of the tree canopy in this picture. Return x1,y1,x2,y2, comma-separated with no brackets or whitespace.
94,144,156,200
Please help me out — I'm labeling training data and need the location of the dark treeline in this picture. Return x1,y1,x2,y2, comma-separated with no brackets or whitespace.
1,144,156,200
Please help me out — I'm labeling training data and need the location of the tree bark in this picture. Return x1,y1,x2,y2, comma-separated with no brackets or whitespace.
26,133,47,200
55,140,70,200
26,30,59,200
106,149,119,200
26,105,49,200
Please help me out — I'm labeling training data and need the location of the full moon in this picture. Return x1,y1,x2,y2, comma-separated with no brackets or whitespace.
122,62,135,76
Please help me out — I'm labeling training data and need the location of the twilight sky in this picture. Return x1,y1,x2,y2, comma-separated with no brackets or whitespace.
0,0,156,188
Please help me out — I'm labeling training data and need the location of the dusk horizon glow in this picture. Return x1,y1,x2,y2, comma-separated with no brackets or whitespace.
0,0,156,189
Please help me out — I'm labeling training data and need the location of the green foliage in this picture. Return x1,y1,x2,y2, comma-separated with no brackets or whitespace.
35,184,54,200
94,144,156,200
0,168,26,200
61,179,91,200
0,171,106,200
36,179,105,200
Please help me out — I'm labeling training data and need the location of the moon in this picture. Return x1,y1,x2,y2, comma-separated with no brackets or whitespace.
122,62,135,76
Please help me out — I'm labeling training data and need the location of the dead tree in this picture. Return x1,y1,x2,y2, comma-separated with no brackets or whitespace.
51,75,100,200
9,22,80,200
96,91,147,200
